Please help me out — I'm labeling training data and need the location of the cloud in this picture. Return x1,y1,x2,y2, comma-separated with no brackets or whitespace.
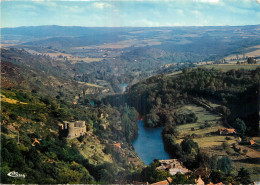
128,19,160,27
92,2,113,9
60,5,86,13
13,4,37,10
193,0,220,3
192,10,200,14
177,9,184,14
34,1,57,7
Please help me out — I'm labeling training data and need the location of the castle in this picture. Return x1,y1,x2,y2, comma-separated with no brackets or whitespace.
156,159,190,175
59,121,87,138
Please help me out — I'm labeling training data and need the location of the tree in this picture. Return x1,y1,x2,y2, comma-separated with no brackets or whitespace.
196,152,218,178
171,172,195,184
216,156,232,174
141,160,170,183
144,111,159,127
162,124,179,137
233,118,246,136
163,134,182,158
222,141,229,150
236,167,252,185
247,57,256,64
181,138,199,157
209,170,226,184
156,97,162,107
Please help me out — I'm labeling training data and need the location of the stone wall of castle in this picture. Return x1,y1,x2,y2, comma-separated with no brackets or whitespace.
59,121,87,139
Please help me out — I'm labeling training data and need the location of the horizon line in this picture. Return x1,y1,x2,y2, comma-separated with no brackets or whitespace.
1,24,260,29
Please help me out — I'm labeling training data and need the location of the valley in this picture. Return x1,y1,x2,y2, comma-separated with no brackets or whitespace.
1,25,260,184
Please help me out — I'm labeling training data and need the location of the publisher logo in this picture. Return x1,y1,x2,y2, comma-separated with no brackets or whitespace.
7,171,26,178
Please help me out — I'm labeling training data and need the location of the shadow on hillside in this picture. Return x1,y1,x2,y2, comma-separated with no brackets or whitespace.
234,158,260,165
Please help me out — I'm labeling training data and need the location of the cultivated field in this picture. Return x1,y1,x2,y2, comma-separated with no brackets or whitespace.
175,104,260,181
176,104,225,144
73,38,162,50
25,49,103,63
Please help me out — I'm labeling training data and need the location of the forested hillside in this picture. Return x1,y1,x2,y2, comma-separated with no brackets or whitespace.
103,67,260,183
105,68,259,135
1,48,142,184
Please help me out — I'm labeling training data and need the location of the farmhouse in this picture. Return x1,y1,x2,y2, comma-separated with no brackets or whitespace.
195,176,205,185
249,140,255,145
218,128,236,135
150,177,172,185
128,157,139,166
59,121,87,138
157,159,190,175
113,143,121,149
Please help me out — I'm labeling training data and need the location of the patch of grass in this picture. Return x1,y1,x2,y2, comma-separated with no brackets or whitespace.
77,82,103,88
67,135,113,165
194,136,237,148
180,104,220,122
176,136,237,148
175,103,260,181
189,125,221,135
1,94,28,105
177,104,221,134
176,104,237,148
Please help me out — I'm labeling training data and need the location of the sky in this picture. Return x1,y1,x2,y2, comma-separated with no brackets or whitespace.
1,0,260,28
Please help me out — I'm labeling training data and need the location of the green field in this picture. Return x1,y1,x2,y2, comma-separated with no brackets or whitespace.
176,104,237,147
201,64,260,71
177,104,221,133
176,104,232,148
175,104,260,181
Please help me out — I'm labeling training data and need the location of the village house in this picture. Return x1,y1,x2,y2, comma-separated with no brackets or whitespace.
240,138,256,145
157,159,190,175
128,157,141,168
113,143,121,149
150,177,172,185
195,175,205,185
249,140,255,145
207,182,223,185
218,128,236,135
59,121,87,138
151,175,225,185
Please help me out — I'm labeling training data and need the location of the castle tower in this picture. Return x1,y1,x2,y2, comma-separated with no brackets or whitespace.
60,121,87,139
68,122,75,138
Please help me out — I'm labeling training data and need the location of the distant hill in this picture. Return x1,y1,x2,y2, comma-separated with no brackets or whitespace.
1,48,103,98
1,26,141,45
2,25,260,55
1,25,137,38
2,25,260,96
24,33,125,48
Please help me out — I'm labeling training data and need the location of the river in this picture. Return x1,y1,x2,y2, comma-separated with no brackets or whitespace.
119,83,128,93
133,120,170,165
